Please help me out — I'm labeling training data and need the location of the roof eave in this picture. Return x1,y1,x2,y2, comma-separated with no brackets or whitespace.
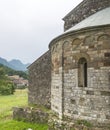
49,24,110,48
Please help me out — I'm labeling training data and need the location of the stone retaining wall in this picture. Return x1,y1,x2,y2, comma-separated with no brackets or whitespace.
13,107,49,123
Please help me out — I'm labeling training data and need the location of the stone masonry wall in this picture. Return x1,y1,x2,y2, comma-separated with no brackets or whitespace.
28,50,51,108
51,42,64,119
63,0,110,31
50,25,110,126
13,107,49,123
63,27,110,126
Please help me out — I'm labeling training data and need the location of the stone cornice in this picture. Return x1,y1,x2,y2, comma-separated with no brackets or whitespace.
49,24,110,48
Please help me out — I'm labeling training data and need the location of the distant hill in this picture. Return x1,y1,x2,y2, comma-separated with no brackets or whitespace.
0,64,28,79
0,57,30,71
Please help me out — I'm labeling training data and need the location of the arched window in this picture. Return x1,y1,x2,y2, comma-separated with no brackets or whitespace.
78,58,87,87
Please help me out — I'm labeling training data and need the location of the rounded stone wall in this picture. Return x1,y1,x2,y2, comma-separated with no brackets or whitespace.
49,25,110,126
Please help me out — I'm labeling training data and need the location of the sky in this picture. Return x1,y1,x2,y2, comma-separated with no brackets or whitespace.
0,0,82,64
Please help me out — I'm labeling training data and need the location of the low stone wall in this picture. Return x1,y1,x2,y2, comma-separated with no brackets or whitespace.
13,107,110,130
13,107,49,123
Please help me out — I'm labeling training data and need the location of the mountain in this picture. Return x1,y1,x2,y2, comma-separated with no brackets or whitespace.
0,57,14,69
0,57,30,71
9,59,28,71
0,64,28,79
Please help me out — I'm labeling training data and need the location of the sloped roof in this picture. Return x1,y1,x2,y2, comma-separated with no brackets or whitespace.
65,7,110,33
49,7,110,47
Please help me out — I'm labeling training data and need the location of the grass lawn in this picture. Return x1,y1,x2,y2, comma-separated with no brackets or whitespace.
0,89,48,130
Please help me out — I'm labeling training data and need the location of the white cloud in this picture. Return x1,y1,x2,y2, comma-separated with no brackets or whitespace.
0,0,82,63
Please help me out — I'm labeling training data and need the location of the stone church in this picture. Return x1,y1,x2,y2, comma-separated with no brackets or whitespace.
28,0,110,127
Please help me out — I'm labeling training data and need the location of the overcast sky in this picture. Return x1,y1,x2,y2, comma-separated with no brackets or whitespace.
0,0,82,64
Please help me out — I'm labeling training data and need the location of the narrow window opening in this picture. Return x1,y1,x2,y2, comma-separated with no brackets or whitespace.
84,62,87,87
78,58,87,87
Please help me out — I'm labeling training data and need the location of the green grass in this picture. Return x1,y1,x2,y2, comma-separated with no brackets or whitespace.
0,89,48,130
77,119,92,127
0,120,48,130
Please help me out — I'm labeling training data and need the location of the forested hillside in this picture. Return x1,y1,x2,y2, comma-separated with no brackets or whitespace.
0,64,28,95
0,64,28,79
0,57,30,71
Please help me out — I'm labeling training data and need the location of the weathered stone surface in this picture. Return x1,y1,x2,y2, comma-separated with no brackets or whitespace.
63,0,110,31
27,0,110,129
13,107,49,123
50,26,110,126
28,51,51,108
48,116,110,130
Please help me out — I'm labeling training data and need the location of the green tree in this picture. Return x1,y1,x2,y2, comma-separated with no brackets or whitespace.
0,67,5,79
0,66,15,95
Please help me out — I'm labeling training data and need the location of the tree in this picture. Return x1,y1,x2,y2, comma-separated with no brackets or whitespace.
0,67,5,79
0,67,15,95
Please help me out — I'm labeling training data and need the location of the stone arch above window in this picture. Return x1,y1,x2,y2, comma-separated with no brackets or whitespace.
78,57,87,87
75,53,90,64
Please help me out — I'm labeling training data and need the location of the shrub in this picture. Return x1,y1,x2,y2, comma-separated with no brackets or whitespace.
77,119,92,127
0,82,15,95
